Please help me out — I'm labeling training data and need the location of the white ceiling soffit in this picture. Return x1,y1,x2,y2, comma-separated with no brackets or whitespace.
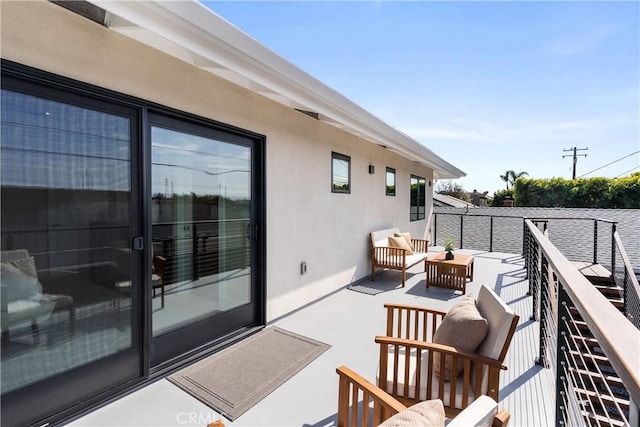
92,0,465,179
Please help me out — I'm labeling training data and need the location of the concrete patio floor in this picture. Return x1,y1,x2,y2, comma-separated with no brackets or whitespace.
69,248,555,427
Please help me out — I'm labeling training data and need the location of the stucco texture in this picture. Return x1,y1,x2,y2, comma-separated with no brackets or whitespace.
1,0,435,320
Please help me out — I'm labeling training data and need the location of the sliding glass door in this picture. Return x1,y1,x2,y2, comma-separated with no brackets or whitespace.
1,63,265,425
149,113,262,366
1,76,142,426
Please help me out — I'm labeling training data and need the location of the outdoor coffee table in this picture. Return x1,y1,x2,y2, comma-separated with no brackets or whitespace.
425,252,474,293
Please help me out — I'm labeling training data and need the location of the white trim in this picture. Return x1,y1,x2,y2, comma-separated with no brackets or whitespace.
91,0,465,179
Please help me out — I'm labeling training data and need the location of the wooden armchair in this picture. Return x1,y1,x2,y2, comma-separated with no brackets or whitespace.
1,250,74,346
152,255,168,308
376,285,519,417
370,228,429,287
337,365,510,427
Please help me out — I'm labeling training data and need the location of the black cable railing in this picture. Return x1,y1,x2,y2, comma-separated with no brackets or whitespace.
525,220,639,426
1,218,252,281
434,210,640,424
433,212,640,327
613,232,640,330
152,218,251,282
432,212,619,266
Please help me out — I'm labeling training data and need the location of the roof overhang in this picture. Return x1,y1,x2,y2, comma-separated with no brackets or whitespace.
87,0,465,179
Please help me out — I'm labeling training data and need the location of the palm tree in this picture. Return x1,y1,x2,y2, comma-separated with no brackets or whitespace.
500,171,512,190
500,170,528,189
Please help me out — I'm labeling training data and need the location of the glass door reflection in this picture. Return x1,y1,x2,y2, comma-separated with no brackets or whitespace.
151,125,252,338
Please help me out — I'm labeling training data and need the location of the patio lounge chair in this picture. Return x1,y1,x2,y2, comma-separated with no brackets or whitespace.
370,228,429,287
1,250,74,346
337,365,510,427
376,284,519,417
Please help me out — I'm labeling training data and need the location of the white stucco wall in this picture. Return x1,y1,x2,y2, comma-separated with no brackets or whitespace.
1,0,434,320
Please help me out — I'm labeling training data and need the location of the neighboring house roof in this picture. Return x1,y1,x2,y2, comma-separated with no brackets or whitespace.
433,193,476,208
87,0,465,180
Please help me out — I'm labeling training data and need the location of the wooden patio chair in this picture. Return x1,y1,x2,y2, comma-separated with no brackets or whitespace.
375,284,519,417
1,250,75,346
337,365,510,427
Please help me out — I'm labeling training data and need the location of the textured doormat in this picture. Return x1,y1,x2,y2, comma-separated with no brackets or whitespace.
168,327,330,421
347,281,401,295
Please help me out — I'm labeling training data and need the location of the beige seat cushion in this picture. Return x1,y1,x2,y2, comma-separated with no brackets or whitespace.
433,296,488,380
1,257,43,301
379,399,445,427
378,347,476,410
5,298,55,325
472,285,517,392
388,236,414,255
394,232,415,252
405,253,426,266
446,395,498,427
371,228,401,247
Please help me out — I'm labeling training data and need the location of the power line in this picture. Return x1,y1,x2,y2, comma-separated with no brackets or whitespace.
614,165,640,178
562,147,588,179
578,150,640,178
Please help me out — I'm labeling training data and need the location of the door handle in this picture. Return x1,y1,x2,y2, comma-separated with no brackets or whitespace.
133,236,144,251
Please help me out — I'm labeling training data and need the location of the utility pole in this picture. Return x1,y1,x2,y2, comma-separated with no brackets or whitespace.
563,147,588,179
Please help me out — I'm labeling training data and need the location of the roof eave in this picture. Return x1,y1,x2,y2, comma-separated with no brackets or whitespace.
89,0,465,179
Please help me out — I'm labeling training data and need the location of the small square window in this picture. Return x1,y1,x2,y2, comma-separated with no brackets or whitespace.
386,167,396,196
332,152,351,193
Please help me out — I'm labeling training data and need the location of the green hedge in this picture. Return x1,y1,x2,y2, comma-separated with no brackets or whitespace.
512,173,640,208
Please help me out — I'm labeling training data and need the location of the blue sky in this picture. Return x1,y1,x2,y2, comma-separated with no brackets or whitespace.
204,1,639,194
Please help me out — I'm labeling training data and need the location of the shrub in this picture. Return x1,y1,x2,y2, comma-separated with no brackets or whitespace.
513,174,640,208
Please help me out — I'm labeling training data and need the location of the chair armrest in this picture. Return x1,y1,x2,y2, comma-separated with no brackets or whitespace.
336,365,406,427
376,336,505,370
376,336,506,406
383,302,447,341
492,410,511,427
411,238,429,253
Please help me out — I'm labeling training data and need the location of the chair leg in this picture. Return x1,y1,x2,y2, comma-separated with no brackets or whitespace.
69,307,76,333
30,320,40,344
401,268,406,287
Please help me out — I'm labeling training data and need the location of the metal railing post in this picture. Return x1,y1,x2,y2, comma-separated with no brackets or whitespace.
192,223,199,280
611,222,617,271
535,254,549,364
522,218,526,256
460,215,464,249
522,220,528,265
556,283,571,426
490,216,494,253
433,214,438,246
593,220,598,265
528,230,539,300
242,220,248,269
624,269,630,322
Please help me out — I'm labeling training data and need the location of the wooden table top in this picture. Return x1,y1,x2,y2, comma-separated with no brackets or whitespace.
427,252,474,266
